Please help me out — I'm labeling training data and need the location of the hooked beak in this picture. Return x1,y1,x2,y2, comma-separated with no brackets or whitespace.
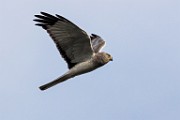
110,57,113,61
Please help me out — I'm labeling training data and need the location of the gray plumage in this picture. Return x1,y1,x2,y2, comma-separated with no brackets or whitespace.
34,12,113,91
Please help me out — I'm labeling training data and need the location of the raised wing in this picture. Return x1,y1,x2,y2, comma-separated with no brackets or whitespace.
34,12,94,68
90,34,105,53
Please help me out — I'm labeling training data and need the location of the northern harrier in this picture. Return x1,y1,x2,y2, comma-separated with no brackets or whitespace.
34,12,113,91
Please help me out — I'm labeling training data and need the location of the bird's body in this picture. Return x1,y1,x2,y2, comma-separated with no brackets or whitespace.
39,52,109,90
34,12,113,90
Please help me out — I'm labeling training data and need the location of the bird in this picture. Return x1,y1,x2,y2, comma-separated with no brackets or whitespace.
34,12,113,91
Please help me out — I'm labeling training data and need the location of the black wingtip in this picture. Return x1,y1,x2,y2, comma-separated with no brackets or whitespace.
34,12,60,29
33,19,44,22
90,33,100,39
40,11,46,14
40,11,49,16
91,33,99,37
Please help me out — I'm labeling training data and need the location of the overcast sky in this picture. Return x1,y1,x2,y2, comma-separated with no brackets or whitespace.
0,0,180,120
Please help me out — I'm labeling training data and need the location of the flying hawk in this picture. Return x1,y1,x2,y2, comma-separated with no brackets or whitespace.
34,12,113,91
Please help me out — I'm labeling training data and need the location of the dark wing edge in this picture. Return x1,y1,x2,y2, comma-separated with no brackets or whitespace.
34,12,78,30
34,12,78,68
90,34,106,53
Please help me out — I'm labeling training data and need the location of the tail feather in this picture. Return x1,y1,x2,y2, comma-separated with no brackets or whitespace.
39,74,71,91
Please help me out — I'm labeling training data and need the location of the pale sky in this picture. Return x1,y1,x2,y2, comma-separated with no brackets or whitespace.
0,0,180,120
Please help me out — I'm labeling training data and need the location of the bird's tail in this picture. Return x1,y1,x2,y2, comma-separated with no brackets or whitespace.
39,73,72,91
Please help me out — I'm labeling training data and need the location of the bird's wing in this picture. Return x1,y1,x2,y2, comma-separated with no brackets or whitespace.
34,12,94,68
90,34,105,53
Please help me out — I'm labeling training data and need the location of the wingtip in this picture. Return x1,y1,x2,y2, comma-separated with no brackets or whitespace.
40,11,47,15
34,12,45,17
90,33,100,39
91,33,100,38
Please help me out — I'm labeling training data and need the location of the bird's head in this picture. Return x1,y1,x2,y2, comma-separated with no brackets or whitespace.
99,52,113,64
105,53,113,62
